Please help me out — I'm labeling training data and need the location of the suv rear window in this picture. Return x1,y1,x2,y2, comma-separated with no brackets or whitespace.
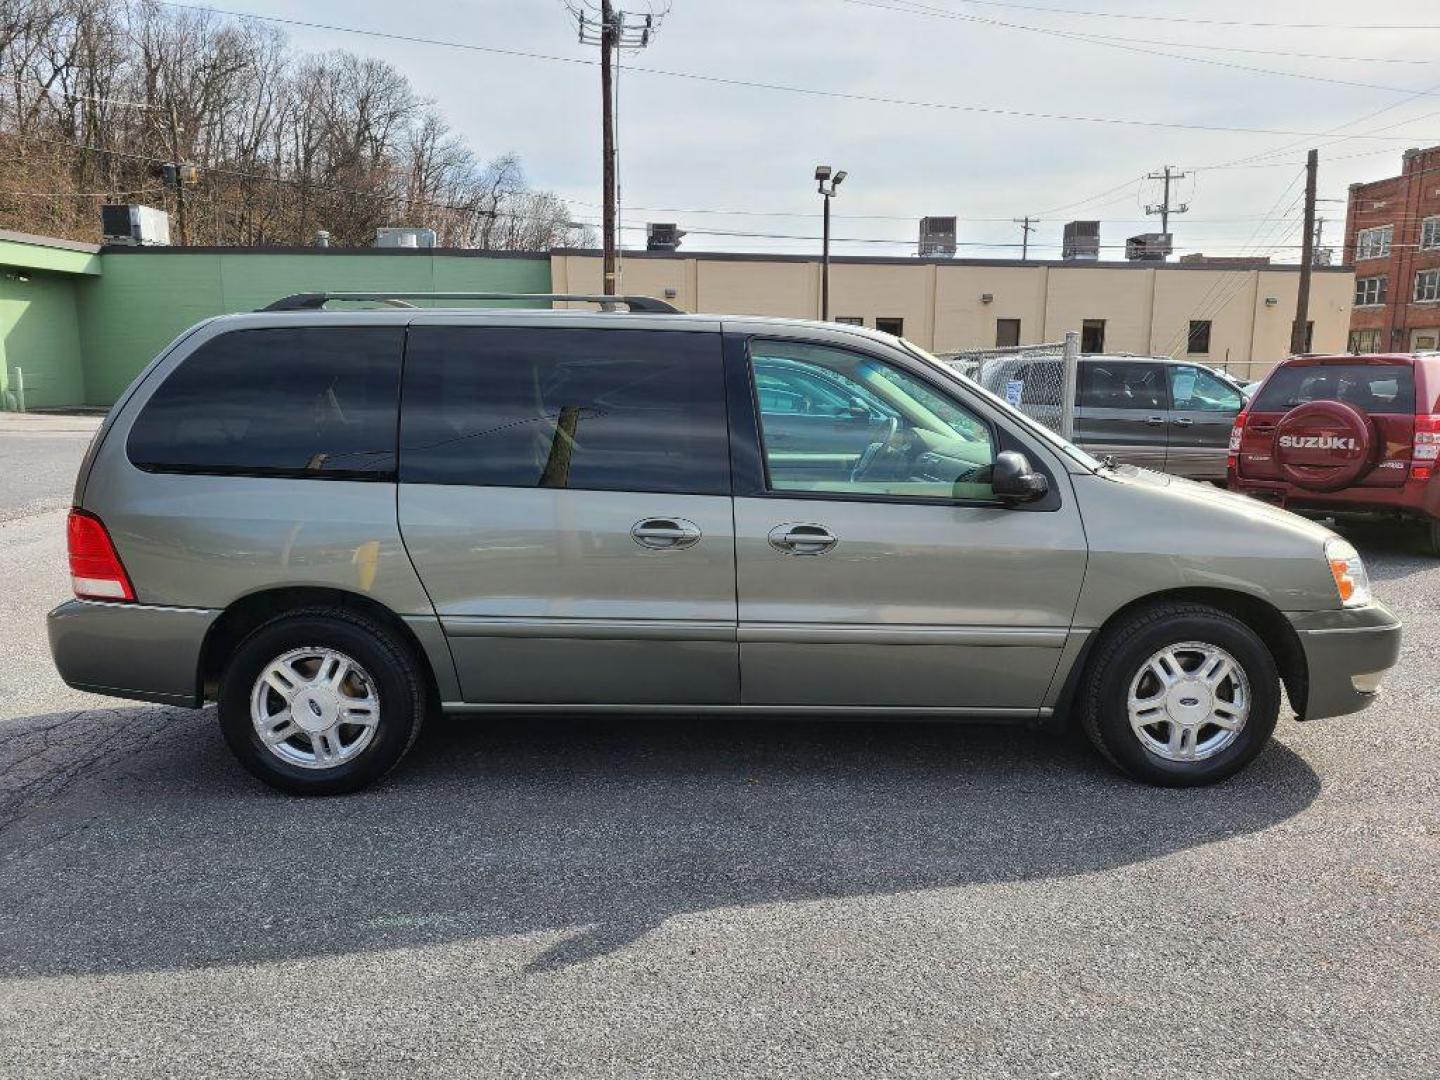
127,327,403,478
399,326,729,494
1252,363,1415,414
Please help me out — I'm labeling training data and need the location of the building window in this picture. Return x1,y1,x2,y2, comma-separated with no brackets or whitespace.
1354,276,1388,306
1421,217,1440,252
834,316,864,326
1348,328,1382,354
995,318,1021,347
874,317,904,337
1081,319,1106,354
1416,268,1440,303
1356,225,1393,260
1186,320,1212,354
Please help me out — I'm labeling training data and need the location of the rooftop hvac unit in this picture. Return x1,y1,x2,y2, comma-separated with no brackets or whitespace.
1062,220,1100,261
375,227,436,249
100,204,170,246
646,223,685,251
1125,232,1172,262
918,216,957,257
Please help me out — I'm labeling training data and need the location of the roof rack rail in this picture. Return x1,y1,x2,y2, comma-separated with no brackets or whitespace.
260,291,682,314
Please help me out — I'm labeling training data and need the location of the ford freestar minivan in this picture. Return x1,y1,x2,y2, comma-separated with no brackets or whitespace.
49,293,1402,795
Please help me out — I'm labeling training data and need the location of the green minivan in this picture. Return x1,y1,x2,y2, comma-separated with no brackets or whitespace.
50,293,1401,794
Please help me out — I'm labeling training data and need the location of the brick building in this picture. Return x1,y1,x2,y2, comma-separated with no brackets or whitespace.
1344,144,1440,353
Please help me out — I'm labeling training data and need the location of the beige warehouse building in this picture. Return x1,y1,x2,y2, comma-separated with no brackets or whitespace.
552,250,1353,378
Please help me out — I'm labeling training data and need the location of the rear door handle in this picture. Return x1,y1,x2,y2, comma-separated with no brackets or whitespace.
632,517,702,550
1145,415,1166,426
768,522,839,555
1172,417,1194,427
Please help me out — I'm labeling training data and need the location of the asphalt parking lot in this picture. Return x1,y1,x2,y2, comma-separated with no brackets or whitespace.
0,414,1436,1080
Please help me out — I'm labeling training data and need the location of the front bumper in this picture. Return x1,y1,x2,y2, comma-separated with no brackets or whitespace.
1286,602,1402,721
47,599,219,707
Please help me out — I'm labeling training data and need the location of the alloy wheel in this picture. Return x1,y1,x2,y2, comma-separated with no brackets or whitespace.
1126,641,1249,762
249,646,380,769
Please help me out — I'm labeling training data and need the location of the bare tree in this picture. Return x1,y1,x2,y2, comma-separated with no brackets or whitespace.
0,0,584,249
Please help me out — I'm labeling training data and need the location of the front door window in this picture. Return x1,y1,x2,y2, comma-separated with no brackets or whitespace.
749,340,995,501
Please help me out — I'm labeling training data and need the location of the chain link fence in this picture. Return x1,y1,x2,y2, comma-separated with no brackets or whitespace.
938,331,1080,440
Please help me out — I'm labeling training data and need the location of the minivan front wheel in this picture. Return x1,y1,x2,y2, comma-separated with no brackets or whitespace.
1079,604,1280,786
219,609,425,795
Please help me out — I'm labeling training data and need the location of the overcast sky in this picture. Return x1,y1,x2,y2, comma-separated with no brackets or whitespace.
226,0,1440,260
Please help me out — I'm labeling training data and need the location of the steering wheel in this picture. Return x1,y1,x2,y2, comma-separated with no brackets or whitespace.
850,416,900,482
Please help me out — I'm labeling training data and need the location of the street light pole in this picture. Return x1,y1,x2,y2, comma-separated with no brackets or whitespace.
815,165,846,321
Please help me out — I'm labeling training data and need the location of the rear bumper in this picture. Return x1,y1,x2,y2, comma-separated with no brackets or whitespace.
1286,603,1402,721
1231,477,1440,521
47,599,218,707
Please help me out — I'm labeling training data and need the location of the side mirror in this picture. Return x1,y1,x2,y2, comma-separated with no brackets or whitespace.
991,450,1049,503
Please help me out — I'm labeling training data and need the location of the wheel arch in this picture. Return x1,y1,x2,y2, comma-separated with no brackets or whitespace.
1052,587,1308,725
197,586,445,709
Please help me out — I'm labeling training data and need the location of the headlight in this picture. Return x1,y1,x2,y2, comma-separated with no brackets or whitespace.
1325,537,1372,608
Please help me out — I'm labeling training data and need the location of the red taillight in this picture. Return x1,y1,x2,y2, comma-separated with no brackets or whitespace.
66,509,135,602
1414,415,1440,481
1228,409,1248,453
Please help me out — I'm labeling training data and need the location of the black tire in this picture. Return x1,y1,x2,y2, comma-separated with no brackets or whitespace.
1079,603,1280,787
218,607,426,795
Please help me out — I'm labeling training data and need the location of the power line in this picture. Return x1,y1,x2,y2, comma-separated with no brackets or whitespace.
840,0,1440,98
879,0,1440,31
154,3,1440,142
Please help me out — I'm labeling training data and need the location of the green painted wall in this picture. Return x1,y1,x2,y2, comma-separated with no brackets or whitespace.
76,250,551,406
0,236,100,277
0,271,86,409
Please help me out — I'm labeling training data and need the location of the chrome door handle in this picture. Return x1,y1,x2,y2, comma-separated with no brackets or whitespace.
1172,417,1193,427
632,517,702,550
768,522,838,555
1145,415,1166,426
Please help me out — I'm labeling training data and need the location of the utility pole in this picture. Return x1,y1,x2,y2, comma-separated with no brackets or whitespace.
1291,148,1319,355
600,0,615,294
1145,165,1189,257
167,101,188,246
1013,216,1036,261
569,2,668,297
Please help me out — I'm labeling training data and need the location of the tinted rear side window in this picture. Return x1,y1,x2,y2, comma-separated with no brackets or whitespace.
1253,364,1415,414
128,327,403,478
1078,362,1169,410
399,327,729,494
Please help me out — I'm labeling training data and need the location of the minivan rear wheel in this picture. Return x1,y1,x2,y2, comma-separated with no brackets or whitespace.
218,608,425,795
1079,603,1280,786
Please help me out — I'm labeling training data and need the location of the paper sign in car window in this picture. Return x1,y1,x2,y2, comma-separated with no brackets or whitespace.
1172,368,1197,405
1005,379,1025,407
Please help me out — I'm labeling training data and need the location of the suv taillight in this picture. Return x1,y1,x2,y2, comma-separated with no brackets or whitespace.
1227,409,1248,472
67,508,135,602
1415,415,1440,481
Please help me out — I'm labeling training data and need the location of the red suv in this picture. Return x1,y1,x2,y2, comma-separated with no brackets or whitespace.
1228,353,1440,553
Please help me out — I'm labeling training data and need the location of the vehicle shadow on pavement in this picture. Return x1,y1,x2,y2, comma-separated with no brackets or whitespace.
0,706,1321,978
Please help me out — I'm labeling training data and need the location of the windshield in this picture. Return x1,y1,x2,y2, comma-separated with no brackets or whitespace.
898,339,1104,471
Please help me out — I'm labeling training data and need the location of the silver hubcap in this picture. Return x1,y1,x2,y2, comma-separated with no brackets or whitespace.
249,647,380,770
1126,641,1249,762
